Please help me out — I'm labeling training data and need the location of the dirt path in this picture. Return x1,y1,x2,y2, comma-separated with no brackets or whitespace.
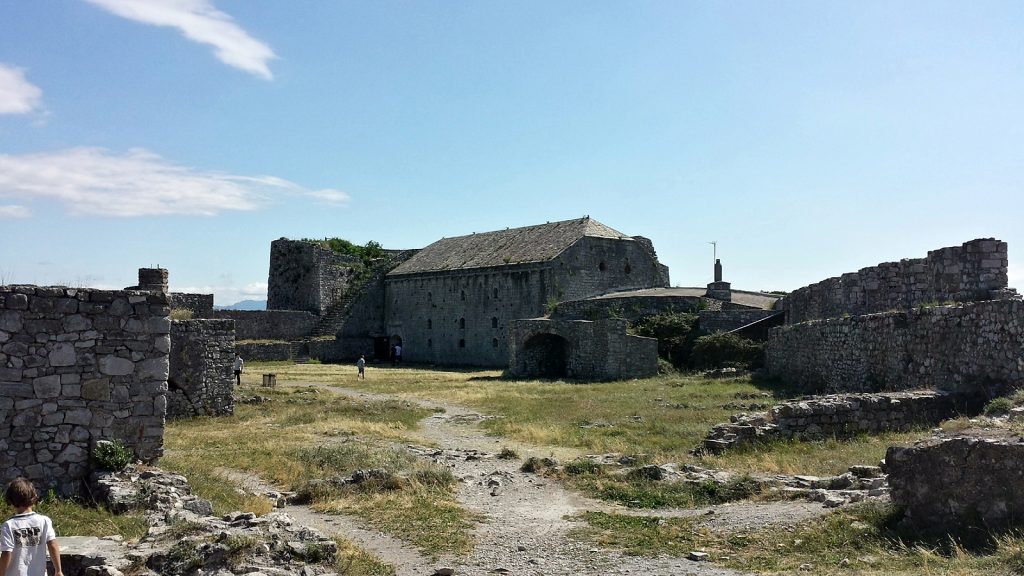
235,382,830,575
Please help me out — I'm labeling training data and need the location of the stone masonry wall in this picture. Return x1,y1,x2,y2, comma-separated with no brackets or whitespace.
0,286,169,496
266,239,363,316
783,239,1008,324
212,310,316,341
766,299,1024,395
553,295,705,322
701,390,955,454
507,318,658,380
887,435,1024,532
168,293,214,318
168,320,235,417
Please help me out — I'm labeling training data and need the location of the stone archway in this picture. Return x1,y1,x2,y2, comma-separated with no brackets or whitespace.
520,333,569,378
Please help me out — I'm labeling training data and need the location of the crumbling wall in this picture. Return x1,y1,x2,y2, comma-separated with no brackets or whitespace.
766,299,1024,395
168,293,214,317
700,390,955,454
783,239,1008,324
212,310,316,341
886,435,1024,532
266,239,362,315
168,320,235,417
0,286,169,495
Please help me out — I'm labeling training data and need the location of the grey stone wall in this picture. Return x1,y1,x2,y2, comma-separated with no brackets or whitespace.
507,318,658,380
385,264,551,367
887,435,1024,532
782,239,1008,324
550,236,669,303
235,341,292,362
266,239,362,316
0,285,169,496
212,310,316,341
766,299,1024,395
169,293,214,318
698,309,779,334
168,320,235,417
701,390,955,453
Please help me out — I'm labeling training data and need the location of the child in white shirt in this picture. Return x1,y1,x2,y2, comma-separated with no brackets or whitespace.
0,478,62,576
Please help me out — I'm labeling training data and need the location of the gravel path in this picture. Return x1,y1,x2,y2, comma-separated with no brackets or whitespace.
233,382,833,575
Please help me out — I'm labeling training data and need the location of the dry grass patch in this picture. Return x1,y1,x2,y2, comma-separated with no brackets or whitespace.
1,497,148,541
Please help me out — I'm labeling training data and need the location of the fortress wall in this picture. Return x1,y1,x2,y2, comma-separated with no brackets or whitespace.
553,236,669,303
783,239,1008,324
554,295,705,321
212,309,316,341
168,293,214,318
766,299,1024,395
168,320,235,418
698,309,779,334
267,239,363,315
507,318,657,380
0,286,169,495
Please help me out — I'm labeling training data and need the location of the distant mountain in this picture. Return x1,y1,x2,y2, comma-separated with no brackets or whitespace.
216,299,266,311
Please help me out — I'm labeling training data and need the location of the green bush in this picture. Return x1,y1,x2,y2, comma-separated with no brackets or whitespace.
984,396,1015,416
91,440,134,471
313,238,385,266
690,332,764,370
630,312,700,367
564,458,603,476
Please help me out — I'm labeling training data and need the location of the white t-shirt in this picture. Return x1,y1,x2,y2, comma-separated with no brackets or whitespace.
0,511,56,576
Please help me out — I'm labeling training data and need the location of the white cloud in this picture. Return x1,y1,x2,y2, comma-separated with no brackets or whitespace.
306,189,351,206
0,147,348,217
0,205,31,218
177,282,267,306
0,64,43,114
84,0,277,80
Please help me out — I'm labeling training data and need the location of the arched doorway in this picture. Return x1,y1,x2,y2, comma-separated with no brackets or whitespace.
521,333,569,378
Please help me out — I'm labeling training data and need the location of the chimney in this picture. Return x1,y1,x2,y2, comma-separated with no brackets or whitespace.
706,259,731,302
714,258,723,282
137,268,169,292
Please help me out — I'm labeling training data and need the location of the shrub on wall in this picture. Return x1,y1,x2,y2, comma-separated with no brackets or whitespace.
630,312,699,368
691,332,764,370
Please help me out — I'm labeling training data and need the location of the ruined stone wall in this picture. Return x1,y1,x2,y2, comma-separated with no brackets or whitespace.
507,318,658,380
698,309,780,334
212,310,316,341
169,293,214,318
766,299,1024,395
235,341,293,362
0,286,169,496
783,239,1008,324
168,320,234,417
266,239,362,315
887,435,1024,532
385,264,551,367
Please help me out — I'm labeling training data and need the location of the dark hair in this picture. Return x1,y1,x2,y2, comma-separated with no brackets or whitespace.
4,478,38,508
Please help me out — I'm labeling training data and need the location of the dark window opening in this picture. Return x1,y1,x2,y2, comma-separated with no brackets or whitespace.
491,317,498,328
427,319,432,329
493,287,499,299
461,290,466,301
459,317,466,329
492,338,499,348
598,262,607,272
427,338,432,348
459,339,466,348
624,264,632,274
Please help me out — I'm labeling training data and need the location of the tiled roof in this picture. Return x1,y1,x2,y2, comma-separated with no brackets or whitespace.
583,287,782,310
388,217,629,276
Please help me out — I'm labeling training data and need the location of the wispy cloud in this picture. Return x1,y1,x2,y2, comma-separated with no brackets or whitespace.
0,63,43,114
0,147,349,217
84,0,277,80
0,205,31,218
178,281,267,305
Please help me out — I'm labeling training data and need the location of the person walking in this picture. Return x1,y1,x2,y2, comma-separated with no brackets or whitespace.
232,353,244,386
0,478,63,576
356,355,366,380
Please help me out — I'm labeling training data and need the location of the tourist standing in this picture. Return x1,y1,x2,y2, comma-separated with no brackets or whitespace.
233,353,244,386
394,344,402,365
357,355,366,379
0,478,63,576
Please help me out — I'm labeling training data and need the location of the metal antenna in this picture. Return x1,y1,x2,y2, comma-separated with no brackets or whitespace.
708,241,717,263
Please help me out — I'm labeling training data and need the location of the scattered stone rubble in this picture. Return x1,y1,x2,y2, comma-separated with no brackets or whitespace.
63,466,342,576
698,390,956,454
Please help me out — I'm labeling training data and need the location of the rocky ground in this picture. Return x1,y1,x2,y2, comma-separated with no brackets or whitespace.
63,384,893,575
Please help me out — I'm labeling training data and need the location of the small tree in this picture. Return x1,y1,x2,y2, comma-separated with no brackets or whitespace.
630,312,700,367
690,332,764,370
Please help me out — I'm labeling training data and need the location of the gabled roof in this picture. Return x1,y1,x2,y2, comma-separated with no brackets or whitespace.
388,217,630,276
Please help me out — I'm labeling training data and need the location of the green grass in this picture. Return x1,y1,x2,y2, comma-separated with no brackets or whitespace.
0,497,148,541
575,502,1024,575
163,381,475,558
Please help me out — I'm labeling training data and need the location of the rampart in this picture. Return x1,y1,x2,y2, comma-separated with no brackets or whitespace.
782,239,1007,324
766,299,1024,395
168,320,235,417
212,310,316,341
267,239,363,316
0,285,169,495
168,293,214,317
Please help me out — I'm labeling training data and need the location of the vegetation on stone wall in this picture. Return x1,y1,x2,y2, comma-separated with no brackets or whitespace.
311,238,386,266
629,312,700,368
691,332,764,370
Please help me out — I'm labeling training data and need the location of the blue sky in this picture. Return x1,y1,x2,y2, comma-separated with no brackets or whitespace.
1,1,1022,304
